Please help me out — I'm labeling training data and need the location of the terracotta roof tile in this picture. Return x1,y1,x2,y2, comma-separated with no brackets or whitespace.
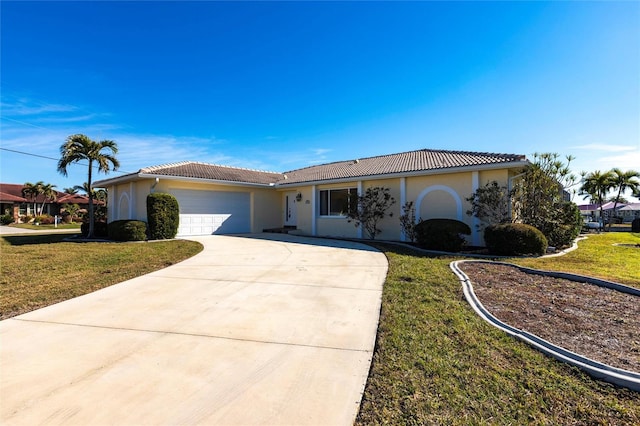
0,191,27,202
279,148,526,185
140,161,284,185
0,183,93,204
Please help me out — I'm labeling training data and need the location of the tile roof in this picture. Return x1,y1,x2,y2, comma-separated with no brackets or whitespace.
140,162,284,185
0,191,27,203
96,149,527,187
279,149,527,185
0,183,93,204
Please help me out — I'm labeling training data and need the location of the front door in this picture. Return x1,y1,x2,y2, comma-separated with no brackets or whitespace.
284,193,297,226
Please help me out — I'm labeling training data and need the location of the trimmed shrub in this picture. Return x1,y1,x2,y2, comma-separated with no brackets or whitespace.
35,214,54,225
484,223,547,256
1,214,14,225
632,218,640,233
81,221,109,238
415,218,471,252
107,220,147,242
147,193,180,240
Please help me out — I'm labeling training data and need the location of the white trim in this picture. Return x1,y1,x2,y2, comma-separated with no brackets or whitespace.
400,177,407,241
471,171,481,246
311,185,317,236
129,182,135,219
118,192,130,220
357,181,363,239
415,185,463,222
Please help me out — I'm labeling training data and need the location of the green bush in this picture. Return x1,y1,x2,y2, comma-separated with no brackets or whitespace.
484,223,548,256
415,218,471,252
1,214,14,225
537,201,582,248
632,218,640,233
81,221,109,238
146,193,180,240
107,220,147,242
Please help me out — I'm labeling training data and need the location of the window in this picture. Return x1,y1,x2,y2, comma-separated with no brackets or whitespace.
319,188,358,216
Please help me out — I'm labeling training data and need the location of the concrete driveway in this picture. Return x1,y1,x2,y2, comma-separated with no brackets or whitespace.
0,233,387,425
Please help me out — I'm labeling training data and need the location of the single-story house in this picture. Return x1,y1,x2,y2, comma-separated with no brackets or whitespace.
0,183,96,222
94,148,529,245
579,201,640,223
618,203,640,222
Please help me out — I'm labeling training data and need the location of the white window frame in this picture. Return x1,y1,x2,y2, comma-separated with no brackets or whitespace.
318,187,358,217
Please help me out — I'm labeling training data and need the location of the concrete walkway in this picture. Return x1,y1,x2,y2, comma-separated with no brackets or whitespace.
0,233,387,425
0,225,80,235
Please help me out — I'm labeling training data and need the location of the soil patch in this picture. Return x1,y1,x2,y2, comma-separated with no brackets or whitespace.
459,262,640,372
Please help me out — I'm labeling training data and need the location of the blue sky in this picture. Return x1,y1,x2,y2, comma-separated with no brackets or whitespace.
1,1,639,200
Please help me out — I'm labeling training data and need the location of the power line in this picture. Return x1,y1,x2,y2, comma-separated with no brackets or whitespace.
0,147,134,175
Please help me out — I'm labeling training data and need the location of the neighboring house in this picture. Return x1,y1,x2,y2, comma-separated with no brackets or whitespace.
578,201,636,223
0,190,27,222
95,148,528,245
0,183,96,222
618,203,640,222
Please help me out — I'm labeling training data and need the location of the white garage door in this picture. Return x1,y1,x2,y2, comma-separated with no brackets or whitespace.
170,189,251,236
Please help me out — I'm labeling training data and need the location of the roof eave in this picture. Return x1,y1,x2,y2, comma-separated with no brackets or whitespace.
137,173,277,188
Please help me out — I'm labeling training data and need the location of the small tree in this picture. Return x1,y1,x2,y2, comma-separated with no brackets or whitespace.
399,201,418,242
62,203,80,222
466,181,512,229
511,153,582,248
346,187,395,239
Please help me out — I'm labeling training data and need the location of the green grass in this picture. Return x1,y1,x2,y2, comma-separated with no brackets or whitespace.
0,234,203,319
7,223,82,230
514,232,640,288
356,233,640,425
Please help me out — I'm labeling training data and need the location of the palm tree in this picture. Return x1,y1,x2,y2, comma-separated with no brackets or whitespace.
57,134,120,238
63,187,79,195
38,183,58,215
22,181,43,215
73,182,92,196
608,168,640,229
580,170,614,229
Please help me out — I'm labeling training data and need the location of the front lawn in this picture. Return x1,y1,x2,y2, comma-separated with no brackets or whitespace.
0,234,203,319
514,232,640,288
356,233,640,425
6,223,82,230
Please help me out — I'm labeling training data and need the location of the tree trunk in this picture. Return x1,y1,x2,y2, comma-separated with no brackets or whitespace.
87,161,94,238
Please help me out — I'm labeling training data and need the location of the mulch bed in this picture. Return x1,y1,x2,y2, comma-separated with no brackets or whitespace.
458,262,640,373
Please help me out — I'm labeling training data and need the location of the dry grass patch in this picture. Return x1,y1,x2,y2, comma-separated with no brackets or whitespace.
0,234,203,319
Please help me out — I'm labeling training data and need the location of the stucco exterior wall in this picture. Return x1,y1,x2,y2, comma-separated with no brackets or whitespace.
103,164,518,244
283,168,515,244
106,179,281,233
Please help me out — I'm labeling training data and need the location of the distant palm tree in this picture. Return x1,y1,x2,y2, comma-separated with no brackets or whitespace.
580,170,614,229
73,182,92,196
63,187,79,195
608,168,640,230
38,183,58,215
22,181,42,215
57,134,120,238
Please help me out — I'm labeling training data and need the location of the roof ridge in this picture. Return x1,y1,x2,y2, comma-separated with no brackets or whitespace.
142,161,282,176
282,148,524,174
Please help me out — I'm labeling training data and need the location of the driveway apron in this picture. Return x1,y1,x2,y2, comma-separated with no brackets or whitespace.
0,233,387,425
